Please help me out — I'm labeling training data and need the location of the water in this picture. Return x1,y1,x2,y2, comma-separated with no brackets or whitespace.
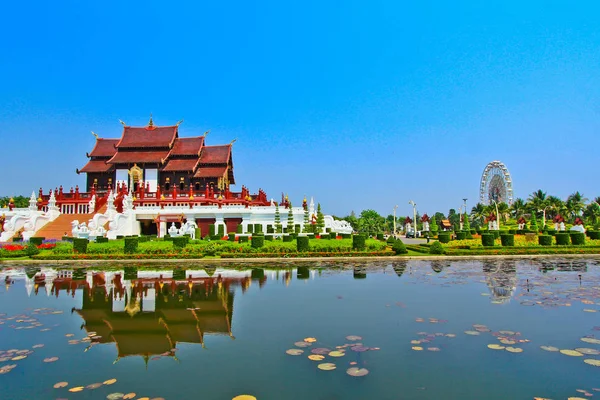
1,258,600,400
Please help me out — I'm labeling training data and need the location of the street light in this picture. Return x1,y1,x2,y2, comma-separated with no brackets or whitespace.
408,200,417,237
393,205,398,237
491,199,500,230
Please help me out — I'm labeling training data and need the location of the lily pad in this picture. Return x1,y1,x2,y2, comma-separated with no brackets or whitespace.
69,387,85,392
350,346,369,352
294,341,311,348
232,396,257,400
488,344,505,350
505,347,523,353
86,383,102,389
53,382,68,388
43,357,59,363
311,348,331,355
317,363,336,371
560,349,583,356
303,337,317,343
106,393,125,400
123,394,137,400
540,346,559,352
412,346,423,351
286,349,304,356
103,378,117,385
345,335,362,341
328,351,345,357
346,367,369,377
308,355,324,361
464,331,480,336
581,337,600,344
584,359,600,366
575,348,600,355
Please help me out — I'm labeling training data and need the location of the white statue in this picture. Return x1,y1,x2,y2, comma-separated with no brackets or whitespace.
518,222,525,230
168,222,180,237
88,195,96,213
554,222,559,231
423,221,430,232
559,222,565,231
71,220,80,237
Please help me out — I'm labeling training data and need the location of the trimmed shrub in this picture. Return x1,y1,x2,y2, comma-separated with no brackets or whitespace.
492,230,500,239
116,235,124,240
29,237,44,246
95,236,108,243
124,237,139,254
210,235,221,241
264,234,274,241
295,224,301,234
73,238,89,253
326,228,332,233
251,235,264,248
386,236,396,244
555,233,570,245
25,244,40,256
283,235,293,242
570,232,586,245
239,236,249,243
392,240,407,255
588,231,600,240
376,233,384,241
481,233,495,247
297,236,310,252
254,224,262,234
247,224,254,234
218,225,225,237
538,235,553,246
546,229,557,235
352,235,366,250
163,235,173,241
455,232,466,240
236,224,243,234
209,224,216,236
195,228,201,239
266,225,274,234
429,241,445,254
508,229,517,234
430,229,438,238
172,237,189,248
438,233,451,243
500,234,514,247
228,233,236,242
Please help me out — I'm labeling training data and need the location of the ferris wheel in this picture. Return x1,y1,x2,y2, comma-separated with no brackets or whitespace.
479,161,513,205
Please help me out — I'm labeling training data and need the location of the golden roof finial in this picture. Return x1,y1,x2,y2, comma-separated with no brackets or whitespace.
119,119,126,126
91,131,99,139
176,119,184,126
148,113,154,127
230,138,237,145
203,130,210,137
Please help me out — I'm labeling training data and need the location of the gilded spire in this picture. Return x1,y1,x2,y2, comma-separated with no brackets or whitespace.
148,113,154,128
203,130,210,137
91,131,99,139
119,119,126,126
230,138,237,145
176,119,184,126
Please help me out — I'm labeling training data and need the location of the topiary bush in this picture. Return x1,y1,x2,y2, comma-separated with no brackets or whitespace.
172,237,189,248
251,235,264,248
588,231,600,240
555,233,570,245
73,238,89,253
124,237,139,254
392,240,408,255
438,233,451,243
218,225,225,237
456,232,466,240
500,234,514,247
283,235,293,242
236,224,243,234
254,224,262,234
481,233,495,247
228,233,236,242
29,237,44,246
25,243,40,256
95,236,108,243
209,224,216,236
264,234,274,241
570,232,586,245
352,234,366,250
429,241,445,254
386,236,396,244
376,233,384,241
492,230,500,239
266,225,274,234
247,224,254,234
538,235,553,246
297,236,310,252
239,236,249,243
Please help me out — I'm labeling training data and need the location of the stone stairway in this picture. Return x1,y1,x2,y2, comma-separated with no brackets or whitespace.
35,204,108,240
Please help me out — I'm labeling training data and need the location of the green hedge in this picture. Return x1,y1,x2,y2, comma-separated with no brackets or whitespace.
264,235,274,241
438,233,451,243
376,233,384,241
95,236,108,243
570,232,586,245
239,236,249,243
283,235,293,242
218,225,225,237
266,225,274,234
295,224,301,234
73,238,89,253
588,231,600,240
386,236,396,244
455,232,466,240
481,233,495,247
236,224,243,234
124,237,139,254
500,234,514,247
352,235,366,250
210,235,222,241
172,237,189,248
209,224,216,236
320,233,330,240
555,233,570,245
247,224,254,234
538,235,553,246
254,224,262,234
429,241,445,254
228,233,236,242
297,236,310,252
251,235,264,248
62,236,74,242
392,240,407,255
29,237,44,246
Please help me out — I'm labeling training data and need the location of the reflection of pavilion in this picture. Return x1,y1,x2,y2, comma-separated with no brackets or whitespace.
482,261,517,303
7,267,268,364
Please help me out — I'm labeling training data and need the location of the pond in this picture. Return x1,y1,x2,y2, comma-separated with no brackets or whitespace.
1,258,600,400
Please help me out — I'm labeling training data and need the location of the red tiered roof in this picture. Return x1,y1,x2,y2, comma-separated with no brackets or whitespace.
194,166,228,178
107,150,170,164
116,126,178,148
79,160,114,173
167,137,204,156
199,145,231,164
162,159,199,172
88,139,118,158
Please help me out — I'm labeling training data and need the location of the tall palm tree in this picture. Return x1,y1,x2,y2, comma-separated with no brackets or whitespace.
527,190,547,217
594,196,600,206
545,196,564,220
566,191,588,220
497,202,510,223
470,203,486,226
583,202,600,227
510,198,526,219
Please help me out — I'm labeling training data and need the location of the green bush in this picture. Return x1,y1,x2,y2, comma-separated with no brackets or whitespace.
492,230,500,239
455,232,466,240
195,228,201,239
73,238,89,253
236,224,243,234
25,244,40,256
210,235,221,241
266,225,274,234
429,241,445,254
239,236,249,243
588,231,600,240
376,233,384,241
247,224,254,234
251,235,264,248
29,237,44,246
555,233,570,245
295,224,301,234
218,225,225,237
352,235,366,250
319,233,329,239
386,236,396,244
209,224,215,236
172,237,189,248
264,234,274,241
116,235,124,240
508,229,517,234
254,224,262,234
297,236,310,252
124,237,139,254
570,232,586,245
546,229,557,235
481,233,495,247
62,236,74,242
500,234,514,247
538,235,553,246
95,236,108,243
228,233,236,242
438,233,451,243
392,240,407,255
283,235,293,242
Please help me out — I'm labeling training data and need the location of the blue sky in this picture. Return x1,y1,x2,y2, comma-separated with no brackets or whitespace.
1,0,599,218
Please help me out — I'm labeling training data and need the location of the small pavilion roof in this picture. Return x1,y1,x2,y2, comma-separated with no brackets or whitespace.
79,160,113,173
116,126,178,149
88,139,118,158
199,145,231,164
107,150,170,164
162,159,198,172
194,166,228,178
167,137,204,157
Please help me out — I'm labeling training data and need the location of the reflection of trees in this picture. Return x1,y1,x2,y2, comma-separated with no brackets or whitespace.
482,261,517,303
392,261,408,277
353,266,367,279
297,267,310,280
430,261,448,274
538,260,588,272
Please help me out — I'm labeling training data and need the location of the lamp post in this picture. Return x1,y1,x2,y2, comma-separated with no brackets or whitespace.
393,205,398,238
491,199,500,230
408,200,417,237
540,205,553,230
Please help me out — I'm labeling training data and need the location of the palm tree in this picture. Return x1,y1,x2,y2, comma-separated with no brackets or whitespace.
497,202,510,223
470,203,486,226
510,198,526,219
594,197,600,206
566,191,588,220
527,190,547,217
546,196,564,220
583,202,600,228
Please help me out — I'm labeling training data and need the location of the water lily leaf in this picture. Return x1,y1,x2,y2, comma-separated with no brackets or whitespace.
350,346,369,352
575,348,600,355
346,367,369,376
69,387,84,392
328,351,345,357
294,341,311,348
540,346,559,352
106,393,125,400
303,337,317,343
232,396,257,400
308,355,324,361
346,335,362,341
86,383,102,389
581,337,600,344
584,359,600,366
500,339,516,345
43,357,59,363
410,340,421,344
412,346,423,351
103,378,117,385
53,382,68,388
286,349,304,356
123,393,137,399
560,349,583,356
464,331,480,336
488,344,505,350
427,347,440,352
311,348,331,355
317,363,336,371
499,330,515,335
505,347,523,353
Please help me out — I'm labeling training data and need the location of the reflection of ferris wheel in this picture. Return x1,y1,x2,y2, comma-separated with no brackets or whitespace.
480,161,513,205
